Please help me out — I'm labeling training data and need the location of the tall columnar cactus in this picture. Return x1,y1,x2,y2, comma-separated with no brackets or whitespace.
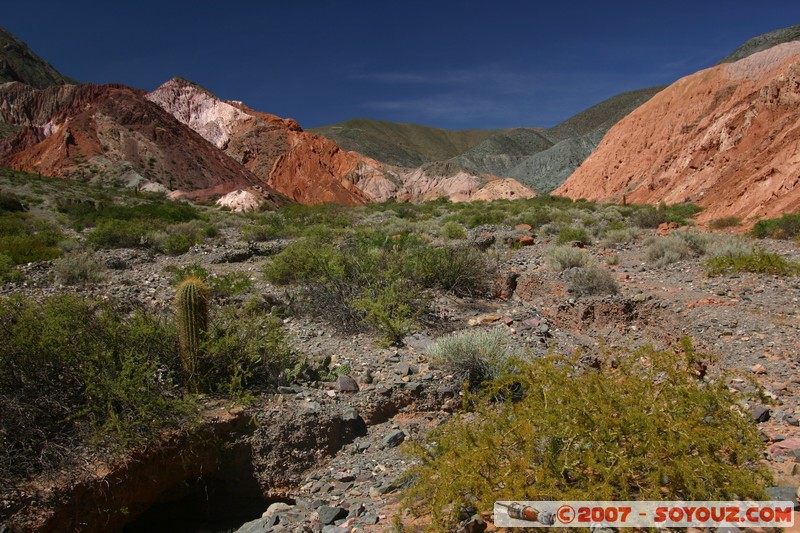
175,275,210,392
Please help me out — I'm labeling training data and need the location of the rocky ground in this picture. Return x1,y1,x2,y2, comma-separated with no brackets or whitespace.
3,225,800,532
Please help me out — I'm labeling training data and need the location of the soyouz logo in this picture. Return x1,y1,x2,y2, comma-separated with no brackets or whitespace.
494,501,795,528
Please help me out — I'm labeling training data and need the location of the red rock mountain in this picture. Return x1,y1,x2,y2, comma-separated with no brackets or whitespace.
555,42,800,224
0,81,279,203
147,78,536,206
147,78,375,205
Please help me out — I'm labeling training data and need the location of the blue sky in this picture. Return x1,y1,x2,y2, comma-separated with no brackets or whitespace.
5,1,800,129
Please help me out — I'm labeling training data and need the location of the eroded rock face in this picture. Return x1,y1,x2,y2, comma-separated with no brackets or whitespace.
0,81,277,203
555,41,800,224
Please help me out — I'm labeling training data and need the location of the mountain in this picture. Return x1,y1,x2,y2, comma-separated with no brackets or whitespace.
148,78,536,205
555,41,800,223
309,119,503,168
312,88,662,193
147,78,375,205
0,81,278,203
0,27,75,88
718,24,800,64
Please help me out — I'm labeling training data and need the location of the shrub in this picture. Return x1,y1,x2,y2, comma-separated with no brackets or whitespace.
0,253,22,283
404,245,490,297
709,216,742,229
0,295,191,479
0,212,63,263
708,236,754,259
557,225,591,245
751,214,800,240
630,206,665,228
441,221,467,240
428,329,516,390
645,235,692,266
52,251,106,285
601,227,639,246
210,271,254,297
704,249,800,277
264,237,427,335
351,278,424,344
87,220,149,248
545,245,592,271
564,265,619,296
403,344,772,531
202,307,297,395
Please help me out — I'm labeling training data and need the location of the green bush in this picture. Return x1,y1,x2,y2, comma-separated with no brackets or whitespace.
704,249,800,277
202,307,297,395
545,245,592,271
263,234,447,338
564,265,619,296
645,235,692,266
403,344,771,531
557,225,591,245
751,214,800,240
709,216,742,229
0,212,63,263
601,227,640,246
87,219,149,248
52,251,106,285
441,221,467,240
0,253,22,283
0,295,191,479
428,329,516,390
404,245,489,297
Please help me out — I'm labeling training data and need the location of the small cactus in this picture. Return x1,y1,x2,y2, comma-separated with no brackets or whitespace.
175,275,210,392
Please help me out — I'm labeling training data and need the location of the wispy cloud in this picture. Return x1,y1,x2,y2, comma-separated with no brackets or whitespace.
352,65,536,95
362,93,519,124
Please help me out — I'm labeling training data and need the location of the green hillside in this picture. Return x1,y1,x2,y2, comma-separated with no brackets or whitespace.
719,24,800,64
0,27,75,88
309,118,503,167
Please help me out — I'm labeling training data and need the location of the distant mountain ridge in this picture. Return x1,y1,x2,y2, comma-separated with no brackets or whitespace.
309,119,503,168
718,24,800,64
311,86,663,193
0,27,75,88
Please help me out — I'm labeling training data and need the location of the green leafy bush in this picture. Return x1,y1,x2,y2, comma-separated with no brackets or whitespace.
403,344,771,531
404,245,489,297
557,225,591,245
0,295,191,479
202,307,297,395
0,212,63,263
441,221,467,240
704,249,800,277
751,214,800,240
0,253,22,283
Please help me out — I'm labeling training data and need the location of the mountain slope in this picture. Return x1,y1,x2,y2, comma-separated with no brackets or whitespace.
0,82,276,201
312,88,662,193
149,78,537,205
309,119,503,167
148,78,376,205
555,41,800,223
0,27,75,88
719,24,800,64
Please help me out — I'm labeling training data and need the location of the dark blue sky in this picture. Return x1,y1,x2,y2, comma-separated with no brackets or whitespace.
5,1,800,129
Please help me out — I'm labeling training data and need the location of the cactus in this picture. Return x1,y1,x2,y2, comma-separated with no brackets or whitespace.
175,275,210,392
